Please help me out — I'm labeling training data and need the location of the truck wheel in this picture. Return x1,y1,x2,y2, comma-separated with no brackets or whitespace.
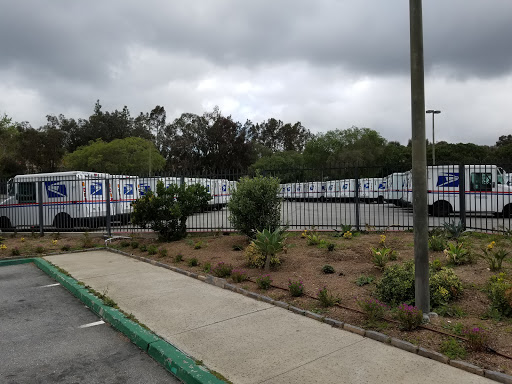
53,213,74,229
503,204,512,218
0,216,12,230
432,201,451,217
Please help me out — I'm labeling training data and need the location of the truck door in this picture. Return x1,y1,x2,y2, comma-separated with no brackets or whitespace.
14,181,38,227
468,170,493,213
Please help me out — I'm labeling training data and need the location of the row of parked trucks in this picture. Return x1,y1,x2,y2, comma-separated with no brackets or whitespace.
1,165,511,230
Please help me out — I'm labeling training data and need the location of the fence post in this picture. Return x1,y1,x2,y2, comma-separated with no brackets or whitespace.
38,181,44,236
355,166,360,231
105,178,112,238
459,164,466,228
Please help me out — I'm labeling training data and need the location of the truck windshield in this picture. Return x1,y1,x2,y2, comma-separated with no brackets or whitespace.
7,179,14,196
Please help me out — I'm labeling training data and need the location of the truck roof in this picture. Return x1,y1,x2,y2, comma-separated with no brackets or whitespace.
14,171,111,180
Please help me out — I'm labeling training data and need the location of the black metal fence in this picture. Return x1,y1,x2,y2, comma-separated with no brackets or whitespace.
1,164,511,236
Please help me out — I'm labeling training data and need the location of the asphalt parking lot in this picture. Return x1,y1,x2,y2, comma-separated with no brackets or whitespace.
0,263,180,384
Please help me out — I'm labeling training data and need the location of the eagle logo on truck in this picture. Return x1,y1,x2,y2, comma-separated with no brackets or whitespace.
123,184,134,195
90,182,103,195
437,173,459,187
44,182,67,198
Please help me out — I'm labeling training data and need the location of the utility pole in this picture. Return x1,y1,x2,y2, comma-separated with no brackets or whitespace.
409,0,430,314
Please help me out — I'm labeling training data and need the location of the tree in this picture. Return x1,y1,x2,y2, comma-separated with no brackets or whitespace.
131,181,211,241
250,151,305,183
0,114,22,176
63,137,165,175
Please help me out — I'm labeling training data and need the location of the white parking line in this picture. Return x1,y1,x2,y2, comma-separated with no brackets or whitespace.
39,283,61,288
79,320,105,329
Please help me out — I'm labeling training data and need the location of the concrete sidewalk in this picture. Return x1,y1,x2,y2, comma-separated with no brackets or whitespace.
45,251,495,384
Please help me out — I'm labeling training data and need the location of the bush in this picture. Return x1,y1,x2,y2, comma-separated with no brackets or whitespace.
231,269,248,283
139,244,148,252
317,286,340,307
375,261,463,308
288,279,305,297
253,228,287,271
256,274,273,290
188,257,199,267
147,245,158,255
487,273,512,317
440,338,467,359
11,247,20,256
395,303,423,330
356,297,387,324
35,246,46,254
120,240,130,247
203,262,212,273
443,242,473,265
130,241,139,249
370,247,396,270
443,220,466,240
355,275,374,286
227,174,282,238
322,265,335,274
174,254,183,263
327,243,336,252
158,248,168,258
212,262,233,278
244,241,281,269
131,181,211,241
429,235,447,252
463,327,488,352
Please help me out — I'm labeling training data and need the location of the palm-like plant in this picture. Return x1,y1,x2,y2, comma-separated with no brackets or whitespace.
253,228,287,271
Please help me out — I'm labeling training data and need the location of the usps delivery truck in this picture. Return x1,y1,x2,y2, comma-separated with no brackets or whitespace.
111,175,140,224
0,171,112,230
412,165,512,217
384,172,410,206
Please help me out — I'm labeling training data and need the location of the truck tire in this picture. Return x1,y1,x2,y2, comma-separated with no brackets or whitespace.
53,213,74,229
503,204,512,218
0,216,12,230
432,201,451,217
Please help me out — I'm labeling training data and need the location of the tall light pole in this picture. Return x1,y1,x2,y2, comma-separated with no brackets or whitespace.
426,110,441,165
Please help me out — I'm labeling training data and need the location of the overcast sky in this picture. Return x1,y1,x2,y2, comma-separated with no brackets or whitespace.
1,1,511,145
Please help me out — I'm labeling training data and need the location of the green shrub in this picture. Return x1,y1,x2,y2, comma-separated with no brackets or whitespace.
139,244,148,252
356,297,387,324
463,327,488,352
244,241,281,269
203,262,212,273
131,181,211,241
174,254,183,263
130,241,139,249
355,275,374,286
440,338,467,359
227,174,281,238
375,261,463,308
481,241,509,271
370,247,396,270
60,244,71,252
256,274,272,290
35,246,46,254
327,243,336,252
322,265,335,274
487,273,512,317
212,262,233,278
120,240,130,247
429,235,447,252
317,286,340,307
443,242,473,265
188,257,199,267
443,220,466,240
158,248,168,257
395,303,423,330
253,228,287,271
288,279,305,297
231,269,248,283
11,247,20,256
194,241,204,250
147,245,158,255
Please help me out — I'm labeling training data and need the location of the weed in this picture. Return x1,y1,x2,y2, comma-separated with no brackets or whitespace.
339,224,353,233
139,244,148,252
356,275,374,286
435,304,466,318
440,338,467,359
441,321,464,335
157,248,167,257
327,243,336,252
463,327,489,351
231,269,248,283
120,240,130,247
130,241,139,249
322,265,335,274
194,241,204,250
430,258,443,271
317,286,340,307
147,245,158,255
188,257,199,267
35,246,46,254
288,279,305,297
370,247,396,270
256,274,273,290
81,232,94,248
307,231,322,246
203,262,211,273
212,262,233,278
343,231,353,239
11,247,20,256
174,254,183,263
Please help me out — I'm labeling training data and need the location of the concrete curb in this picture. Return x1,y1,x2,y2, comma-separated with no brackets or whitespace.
104,247,512,384
0,257,227,384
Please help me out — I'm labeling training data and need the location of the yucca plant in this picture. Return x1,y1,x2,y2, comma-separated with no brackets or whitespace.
253,228,287,271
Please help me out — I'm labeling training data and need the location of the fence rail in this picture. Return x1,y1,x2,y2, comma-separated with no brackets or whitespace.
1,164,511,236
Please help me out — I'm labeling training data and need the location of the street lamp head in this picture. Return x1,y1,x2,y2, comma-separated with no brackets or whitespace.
426,109,441,114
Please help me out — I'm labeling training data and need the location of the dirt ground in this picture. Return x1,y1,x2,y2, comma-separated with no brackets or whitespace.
2,229,512,375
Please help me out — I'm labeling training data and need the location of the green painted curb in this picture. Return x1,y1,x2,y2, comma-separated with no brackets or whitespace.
149,340,226,384
28,257,227,384
0,257,36,267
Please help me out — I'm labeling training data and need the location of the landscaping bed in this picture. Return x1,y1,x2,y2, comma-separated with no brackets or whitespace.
2,229,512,375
